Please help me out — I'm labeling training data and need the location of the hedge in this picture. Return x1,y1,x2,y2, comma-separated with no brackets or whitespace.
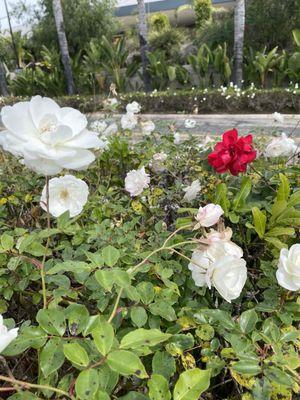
0,88,299,114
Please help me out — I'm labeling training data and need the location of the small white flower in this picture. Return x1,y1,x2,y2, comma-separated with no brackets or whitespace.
173,132,181,144
40,175,89,218
90,120,107,133
265,133,297,158
126,101,141,114
197,135,214,151
183,180,201,202
150,152,167,173
121,112,138,130
104,98,118,108
184,119,197,129
0,96,103,175
125,167,150,197
188,241,246,302
102,123,117,137
195,203,224,228
276,244,300,291
0,314,18,353
273,112,284,123
141,120,155,135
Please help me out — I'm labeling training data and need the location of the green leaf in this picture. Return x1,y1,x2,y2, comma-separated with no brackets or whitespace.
0,233,14,251
66,304,90,335
120,329,171,350
265,237,287,250
63,342,89,367
215,183,230,215
231,360,261,376
265,227,295,237
75,369,99,400
107,350,148,378
40,338,64,377
252,207,266,238
264,367,294,388
98,364,119,394
136,282,155,304
277,173,290,202
95,268,131,292
239,309,258,334
149,301,176,321
233,177,252,210
102,245,120,267
292,28,300,46
131,307,148,327
148,374,171,400
36,309,66,336
92,320,114,356
152,351,176,380
94,391,110,400
47,261,91,275
288,190,300,207
173,369,210,400
3,326,47,356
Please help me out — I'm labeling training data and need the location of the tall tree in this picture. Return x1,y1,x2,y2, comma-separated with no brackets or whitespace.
137,0,151,91
0,62,9,96
52,0,75,95
233,0,245,87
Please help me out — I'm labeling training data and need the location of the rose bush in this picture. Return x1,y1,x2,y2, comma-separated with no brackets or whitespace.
0,99,299,400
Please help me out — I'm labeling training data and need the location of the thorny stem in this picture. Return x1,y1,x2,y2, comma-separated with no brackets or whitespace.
162,224,192,247
0,375,75,400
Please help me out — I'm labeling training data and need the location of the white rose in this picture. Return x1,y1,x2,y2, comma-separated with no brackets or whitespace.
0,314,18,353
184,119,196,129
212,256,247,302
265,133,297,158
40,175,89,218
173,132,181,144
150,152,167,173
276,244,300,291
121,112,138,130
125,166,150,197
0,96,102,175
195,203,224,228
183,180,201,202
273,112,284,123
104,98,118,109
90,120,107,133
188,242,246,302
126,101,141,114
141,120,155,135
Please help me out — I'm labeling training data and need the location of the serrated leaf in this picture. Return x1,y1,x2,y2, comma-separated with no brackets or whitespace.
252,207,266,238
239,309,258,334
102,245,120,267
152,351,176,379
231,360,261,376
277,173,290,202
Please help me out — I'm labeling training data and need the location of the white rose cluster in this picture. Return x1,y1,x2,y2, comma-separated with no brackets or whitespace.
0,96,102,175
0,314,18,354
121,101,141,131
188,228,247,302
125,166,150,197
183,180,201,202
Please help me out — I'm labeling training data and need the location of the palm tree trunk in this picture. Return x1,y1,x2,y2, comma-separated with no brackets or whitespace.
52,0,75,95
0,62,9,96
137,0,151,91
233,0,245,87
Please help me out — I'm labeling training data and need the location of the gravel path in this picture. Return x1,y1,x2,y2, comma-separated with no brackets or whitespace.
88,113,300,137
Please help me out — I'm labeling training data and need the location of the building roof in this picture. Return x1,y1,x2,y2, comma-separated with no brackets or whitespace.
115,0,233,17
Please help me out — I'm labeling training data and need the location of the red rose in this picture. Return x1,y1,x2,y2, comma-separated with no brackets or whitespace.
208,129,256,176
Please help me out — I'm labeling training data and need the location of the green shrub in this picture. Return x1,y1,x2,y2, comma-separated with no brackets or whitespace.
194,0,212,28
150,12,171,32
